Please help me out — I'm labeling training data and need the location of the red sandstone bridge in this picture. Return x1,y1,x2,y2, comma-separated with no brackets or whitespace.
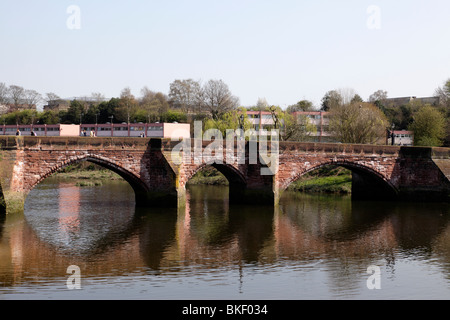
1,136,450,214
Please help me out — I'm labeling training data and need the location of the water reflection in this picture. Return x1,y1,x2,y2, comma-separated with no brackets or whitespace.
1,179,450,299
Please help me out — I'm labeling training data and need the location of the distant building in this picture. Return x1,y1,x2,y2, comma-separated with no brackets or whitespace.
389,130,414,146
80,122,191,138
383,96,440,108
246,111,276,132
292,111,334,142
0,122,191,139
0,103,37,114
43,99,71,112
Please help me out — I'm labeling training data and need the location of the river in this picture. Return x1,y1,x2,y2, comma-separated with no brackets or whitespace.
1,177,450,300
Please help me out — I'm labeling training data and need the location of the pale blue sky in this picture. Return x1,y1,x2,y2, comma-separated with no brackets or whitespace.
1,0,449,108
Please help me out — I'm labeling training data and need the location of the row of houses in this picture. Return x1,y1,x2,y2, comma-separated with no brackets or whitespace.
246,110,414,146
0,122,191,139
0,103,37,114
0,112,414,146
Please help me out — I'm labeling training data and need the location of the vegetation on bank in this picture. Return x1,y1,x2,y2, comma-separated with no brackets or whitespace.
287,166,352,194
186,165,352,194
52,162,352,194
53,162,122,185
187,166,229,186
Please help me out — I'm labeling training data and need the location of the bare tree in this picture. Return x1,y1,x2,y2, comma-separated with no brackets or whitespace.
337,88,359,105
329,102,388,144
91,92,105,104
435,79,450,108
23,89,42,109
168,79,201,113
369,90,388,103
256,97,269,110
0,82,10,105
199,79,239,120
118,87,137,123
8,85,25,108
45,92,61,102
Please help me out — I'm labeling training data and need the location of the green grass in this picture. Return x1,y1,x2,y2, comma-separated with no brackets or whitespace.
187,166,229,186
288,166,352,194
52,162,122,186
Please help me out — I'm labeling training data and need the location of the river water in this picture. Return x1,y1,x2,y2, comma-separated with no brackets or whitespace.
1,177,450,300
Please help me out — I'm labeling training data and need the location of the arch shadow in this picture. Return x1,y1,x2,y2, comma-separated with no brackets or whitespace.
186,163,250,204
29,155,150,205
283,161,399,201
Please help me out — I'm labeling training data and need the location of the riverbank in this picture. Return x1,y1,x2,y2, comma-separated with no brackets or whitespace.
53,163,122,186
287,166,352,194
52,163,352,194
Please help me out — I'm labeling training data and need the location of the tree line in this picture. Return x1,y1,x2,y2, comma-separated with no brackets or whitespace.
0,78,449,147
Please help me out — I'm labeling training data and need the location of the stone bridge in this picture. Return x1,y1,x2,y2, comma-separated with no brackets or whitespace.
1,136,450,214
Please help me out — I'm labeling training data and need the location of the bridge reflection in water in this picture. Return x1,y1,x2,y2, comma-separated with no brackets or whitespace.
1,179,450,299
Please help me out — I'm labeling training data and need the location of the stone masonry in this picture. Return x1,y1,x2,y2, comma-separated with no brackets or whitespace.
1,136,450,214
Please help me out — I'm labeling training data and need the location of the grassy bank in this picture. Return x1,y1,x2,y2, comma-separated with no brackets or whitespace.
53,162,123,184
53,162,352,194
287,166,352,194
187,165,352,195
187,166,229,186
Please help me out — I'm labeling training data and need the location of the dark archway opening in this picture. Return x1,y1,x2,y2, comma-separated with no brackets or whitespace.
186,164,250,204
286,164,398,201
29,157,151,209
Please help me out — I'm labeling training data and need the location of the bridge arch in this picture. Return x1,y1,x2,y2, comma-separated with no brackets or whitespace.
28,154,150,200
281,160,398,200
185,163,247,187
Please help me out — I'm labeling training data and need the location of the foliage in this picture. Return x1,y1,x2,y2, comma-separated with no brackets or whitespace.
203,108,253,136
286,100,314,113
321,90,342,111
408,105,446,147
329,102,388,144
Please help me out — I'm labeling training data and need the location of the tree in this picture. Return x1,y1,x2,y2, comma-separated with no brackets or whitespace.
64,100,86,124
268,105,316,141
45,92,60,103
203,107,253,136
116,87,138,123
435,78,450,108
369,90,388,111
23,89,42,109
199,79,240,120
286,100,314,113
90,92,105,104
369,90,388,104
329,102,388,144
0,82,10,104
409,105,446,147
321,90,342,111
8,85,25,108
350,94,364,104
286,112,317,141
168,79,201,114
38,110,60,124
97,98,120,123
255,97,269,110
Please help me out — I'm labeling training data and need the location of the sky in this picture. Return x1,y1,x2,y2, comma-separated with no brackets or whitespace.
0,0,449,109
